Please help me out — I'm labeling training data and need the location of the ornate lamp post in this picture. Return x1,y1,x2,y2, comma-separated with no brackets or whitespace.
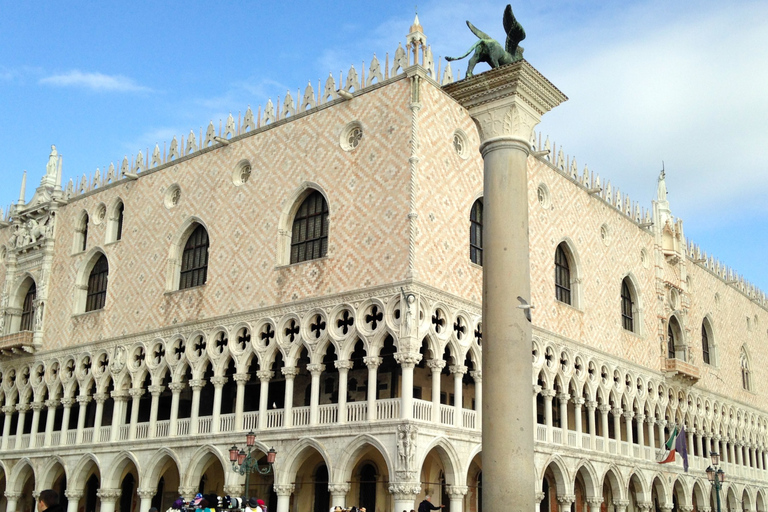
229,431,277,503
706,451,726,512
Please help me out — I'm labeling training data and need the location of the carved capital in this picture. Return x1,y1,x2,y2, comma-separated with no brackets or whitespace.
446,485,468,497
388,482,421,498
585,400,597,410
281,367,300,378
535,491,546,504
623,411,634,420
76,395,92,405
16,403,30,413
5,491,23,500
65,490,84,500
427,359,446,371
334,360,353,371
636,502,654,512
168,382,185,393
111,390,129,402
210,376,228,387
60,398,76,408
586,497,604,505
45,399,60,409
234,372,251,383
2,405,14,414
148,385,164,395
328,483,350,495
598,404,611,414
558,494,576,505
394,353,422,367
94,392,109,403
222,485,242,497
129,388,144,399
96,488,122,501
189,379,205,390
540,389,556,399
611,407,623,416
30,401,45,412
273,484,294,496
678,506,694,512
136,489,156,499
572,397,585,406
306,364,326,375
256,371,273,382
363,356,382,368
557,393,571,404
469,370,482,382
449,364,467,376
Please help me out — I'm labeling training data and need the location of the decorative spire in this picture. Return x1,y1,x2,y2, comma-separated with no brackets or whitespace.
407,10,427,65
18,170,27,205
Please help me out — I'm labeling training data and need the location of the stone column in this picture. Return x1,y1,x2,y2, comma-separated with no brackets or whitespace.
447,485,468,512
274,484,294,512
29,401,43,448
558,494,575,512
335,361,352,424
256,371,271,429
636,501,654,512
599,405,611,447
168,382,184,436
635,413,645,449
586,496,603,512
96,488,121,512
720,437,728,464
110,391,129,442
558,393,570,439
612,407,623,442
211,376,227,433
729,441,736,466
43,399,58,446
573,397,584,435
471,370,482,429
1,405,13,449
234,372,250,430
657,420,667,449
5,491,21,512
428,359,445,423
450,364,467,427
137,489,155,512
535,492,546,512
282,367,300,427
542,389,555,442
64,490,83,512
586,400,597,449
189,379,205,435
389,482,421,512
93,392,108,440
128,388,143,440
687,428,695,465
59,398,75,446
14,403,28,444
647,416,656,451
329,483,350,509
147,385,163,438
75,396,90,444
623,411,634,445
444,60,566,512
363,356,381,421
396,353,420,421
307,364,325,425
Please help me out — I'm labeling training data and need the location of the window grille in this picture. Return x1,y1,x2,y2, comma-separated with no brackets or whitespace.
20,283,36,331
116,202,124,240
702,323,710,364
85,255,109,312
180,225,209,289
555,245,571,305
290,191,329,264
621,279,634,331
470,199,483,265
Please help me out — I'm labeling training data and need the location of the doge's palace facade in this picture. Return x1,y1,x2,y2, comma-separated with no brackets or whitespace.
0,15,766,512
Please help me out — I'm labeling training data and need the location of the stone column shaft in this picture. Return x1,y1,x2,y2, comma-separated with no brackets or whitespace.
255,372,270,430
308,364,325,425
211,376,226,433
148,385,163,439
429,360,445,424
189,379,204,435
282,367,298,427
335,361,352,424
364,357,381,421
234,373,249,430
451,364,466,427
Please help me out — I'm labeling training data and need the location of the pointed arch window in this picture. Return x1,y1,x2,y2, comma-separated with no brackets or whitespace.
20,283,36,331
621,278,634,332
290,191,328,264
741,347,751,391
180,225,209,289
85,255,109,312
702,322,711,365
470,198,483,265
555,244,571,305
116,201,124,241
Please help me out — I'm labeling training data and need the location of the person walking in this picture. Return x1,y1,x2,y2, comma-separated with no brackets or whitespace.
37,490,63,512
417,495,445,512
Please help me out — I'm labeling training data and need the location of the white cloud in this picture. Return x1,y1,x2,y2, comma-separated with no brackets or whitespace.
39,70,151,92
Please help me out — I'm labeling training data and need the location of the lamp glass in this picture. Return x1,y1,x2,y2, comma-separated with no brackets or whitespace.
246,431,256,447
237,450,247,466
229,445,239,462
706,466,715,482
717,469,725,483
710,452,720,466
267,447,277,464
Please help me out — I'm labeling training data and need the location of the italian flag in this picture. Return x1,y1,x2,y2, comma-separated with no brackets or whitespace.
658,425,689,472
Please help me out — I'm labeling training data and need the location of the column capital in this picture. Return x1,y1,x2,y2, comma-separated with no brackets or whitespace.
678,506,694,512
611,407,623,416
136,489,156,499
234,372,251,383
558,393,571,403
449,364,468,376
427,359,446,371
598,404,611,414
334,360,354,371
281,367,300,378
96,488,122,500
558,494,576,505
188,379,206,390
443,61,567,148
328,483,351,495
2,405,14,414
469,370,482,382
256,370,274,382
623,411,634,420
306,364,326,375
111,390,129,402
636,502,654,512
586,497,604,505
168,382,185,393
45,399,60,409
394,353,422,367
540,389,556,399
388,482,421,499
210,376,228,387
363,356,382,368
30,401,45,411
535,492,546,504
635,413,645,422
222,485,242,497
65,490,84,500
94,392,109,403
273,484,295,497
129,388,144,399
60,398,76,408
585,400,597,410
446,485,468,497
76,395,92,405
613,499,630,507
572,397,585,406
148,385,165,395
5,491,22,500
178,487,196,499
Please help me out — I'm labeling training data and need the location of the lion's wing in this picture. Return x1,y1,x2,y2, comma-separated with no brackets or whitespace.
503,4,526,54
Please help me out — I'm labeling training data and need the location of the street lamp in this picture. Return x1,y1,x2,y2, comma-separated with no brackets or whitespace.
706,452,726,512
229,431,277,503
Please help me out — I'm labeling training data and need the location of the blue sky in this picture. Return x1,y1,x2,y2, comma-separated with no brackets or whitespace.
2,0,767,291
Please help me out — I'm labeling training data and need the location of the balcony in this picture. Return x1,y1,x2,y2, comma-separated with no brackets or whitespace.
0,331,35,358
663,358,700,383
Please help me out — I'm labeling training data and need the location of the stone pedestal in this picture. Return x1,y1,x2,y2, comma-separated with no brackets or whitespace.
445,61,566,512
